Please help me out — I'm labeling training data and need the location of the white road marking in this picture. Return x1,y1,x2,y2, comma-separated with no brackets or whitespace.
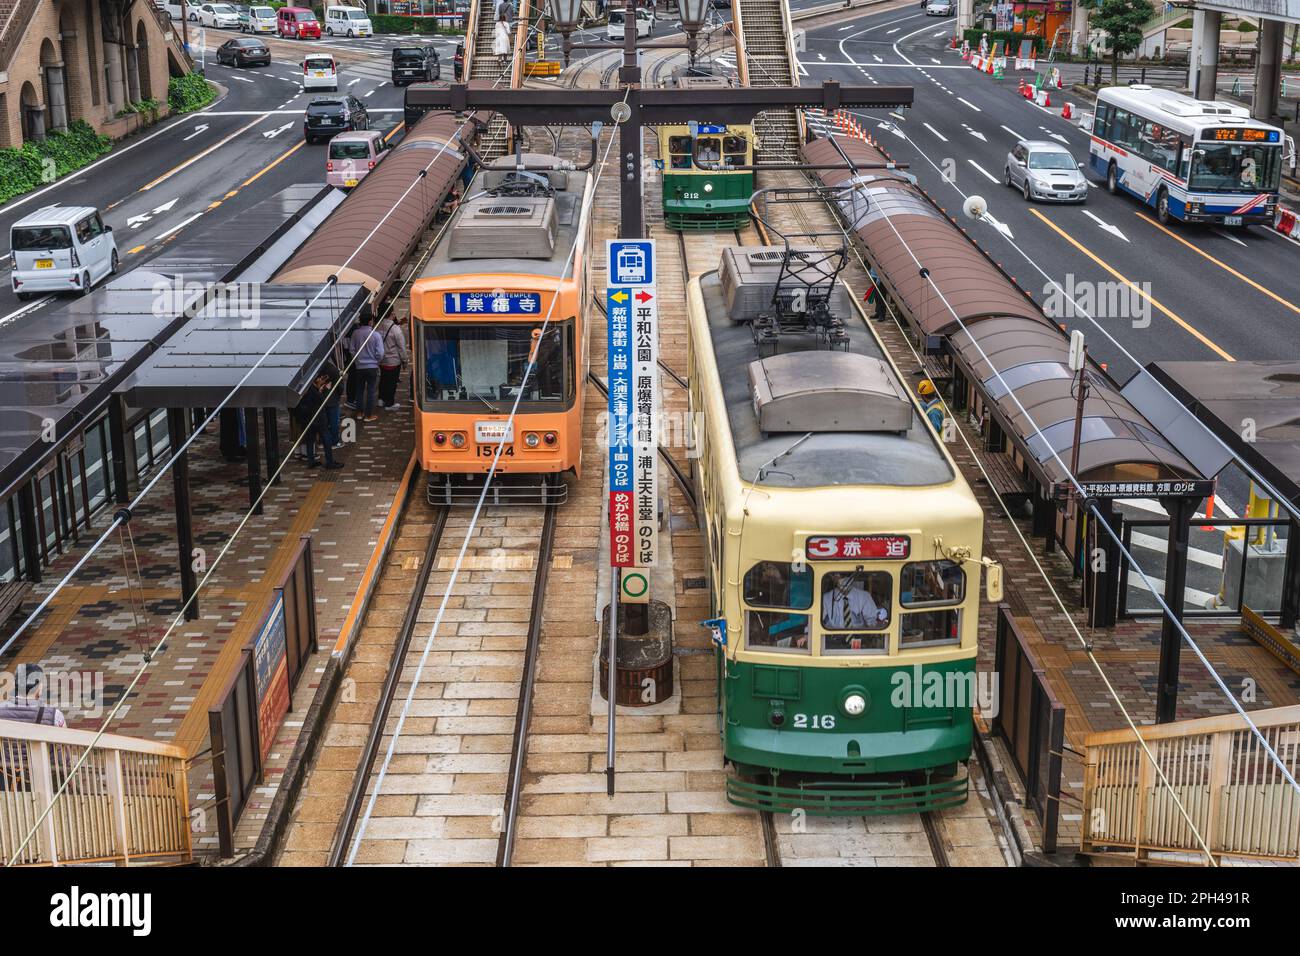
958,97,981,112
1082,209,1128,242
1000,124,1023,140
0,296,54,329
922,122,948,141
229,74,255,83
348,77,362,86
155,213,203,241
967,159,999,183
886,27,899,34
1212,229,1248,248
962,124,987,142
182,124,210,141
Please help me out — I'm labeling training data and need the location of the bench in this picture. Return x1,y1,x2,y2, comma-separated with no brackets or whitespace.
976,450,1034,513
0,578,32,625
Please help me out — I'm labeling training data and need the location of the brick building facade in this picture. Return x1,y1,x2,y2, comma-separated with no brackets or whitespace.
0,0,189,148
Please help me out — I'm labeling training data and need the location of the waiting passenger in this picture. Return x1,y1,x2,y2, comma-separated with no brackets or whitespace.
297,369,343,470
376,315,408,411
348,316,385,421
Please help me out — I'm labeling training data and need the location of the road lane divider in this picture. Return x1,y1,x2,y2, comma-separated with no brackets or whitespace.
141,113,273,191
1029,208,1236,362
1133,213,1300,318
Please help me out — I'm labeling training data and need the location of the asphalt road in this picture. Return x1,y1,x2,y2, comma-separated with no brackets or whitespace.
0,23,410,329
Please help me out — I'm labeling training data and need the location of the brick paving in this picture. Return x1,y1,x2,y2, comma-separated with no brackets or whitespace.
0,384,413,858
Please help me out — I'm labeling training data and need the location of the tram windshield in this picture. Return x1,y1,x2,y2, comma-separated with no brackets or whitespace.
420,321,572,410
743,561,812,654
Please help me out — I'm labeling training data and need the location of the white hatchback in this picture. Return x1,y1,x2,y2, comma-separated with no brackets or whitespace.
325,5,372,36
11,205,119,299
198,2,240,28
302,54,339,91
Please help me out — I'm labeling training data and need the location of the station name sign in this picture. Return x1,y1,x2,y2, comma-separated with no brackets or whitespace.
1052,479,1216,500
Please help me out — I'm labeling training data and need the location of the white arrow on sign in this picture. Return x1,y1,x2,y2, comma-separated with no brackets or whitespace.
126,198,180,229
262,122,293,139
1082,209,1128,242
183,124,209,142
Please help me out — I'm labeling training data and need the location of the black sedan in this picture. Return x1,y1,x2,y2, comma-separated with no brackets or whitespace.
391,45,441,86
303,96,369,144
216,37,271,67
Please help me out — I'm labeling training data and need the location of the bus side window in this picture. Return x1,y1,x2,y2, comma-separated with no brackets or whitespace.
1094,103,1111,140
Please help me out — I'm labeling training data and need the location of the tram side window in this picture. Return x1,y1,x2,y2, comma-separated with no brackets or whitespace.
820,571,891,630
723,135,747,168
669,135,692,169
743,561,812,655
900,609,960,648
900,560,965,607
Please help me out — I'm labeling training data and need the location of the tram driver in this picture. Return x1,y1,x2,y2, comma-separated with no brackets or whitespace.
822,572,888,630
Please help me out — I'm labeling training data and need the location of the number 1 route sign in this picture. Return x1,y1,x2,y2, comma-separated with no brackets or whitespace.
607,240,658,568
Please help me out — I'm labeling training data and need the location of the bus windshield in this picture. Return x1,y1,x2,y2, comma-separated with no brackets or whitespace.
421,322,570,409
1190,141,1282,192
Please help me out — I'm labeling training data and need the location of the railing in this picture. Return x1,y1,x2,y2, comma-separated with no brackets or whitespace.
1082,704,1300,864
991,604,1065,853
1,719,191,866
0,0,39,74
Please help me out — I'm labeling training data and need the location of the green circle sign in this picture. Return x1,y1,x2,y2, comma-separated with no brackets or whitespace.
621,571,649,599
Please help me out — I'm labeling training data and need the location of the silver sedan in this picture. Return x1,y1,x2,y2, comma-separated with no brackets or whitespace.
1005,140,1088,203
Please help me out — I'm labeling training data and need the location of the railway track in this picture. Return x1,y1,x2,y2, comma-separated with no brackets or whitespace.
326,502,558,867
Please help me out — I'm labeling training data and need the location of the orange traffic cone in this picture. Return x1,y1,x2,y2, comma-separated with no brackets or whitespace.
1062,101,1073,120
1042,90,1051,108
1200,494,1216,532
1018,79,1026,97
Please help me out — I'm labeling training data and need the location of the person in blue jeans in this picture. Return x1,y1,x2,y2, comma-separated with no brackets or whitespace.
348,315,385,421
322,359,343,448
295,370,343,469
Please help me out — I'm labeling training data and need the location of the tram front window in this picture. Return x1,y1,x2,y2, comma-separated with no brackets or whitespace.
723,135,747,168
695,137,721,164
743,561,812,654
421,322,570,409
821,571,891,630
900,609,960,648
668,135,692,169
900,560,965,607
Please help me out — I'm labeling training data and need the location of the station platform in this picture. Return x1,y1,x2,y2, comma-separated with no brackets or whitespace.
0,381,414,857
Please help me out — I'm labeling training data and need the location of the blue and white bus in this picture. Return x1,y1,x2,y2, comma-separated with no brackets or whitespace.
1088,85,1294,227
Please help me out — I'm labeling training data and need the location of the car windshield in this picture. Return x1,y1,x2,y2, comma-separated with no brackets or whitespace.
609,11,623,22
330,140,372,159
294,10,315,19
305,57,334,70
1028,151,1075,170
252,6,272,14
346,9,366,16
213,4,235,12
1190,141,1282,192
12,225,72,250
422,323,569,407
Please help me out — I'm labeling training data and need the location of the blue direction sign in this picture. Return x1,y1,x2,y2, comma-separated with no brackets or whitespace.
607,287,634,568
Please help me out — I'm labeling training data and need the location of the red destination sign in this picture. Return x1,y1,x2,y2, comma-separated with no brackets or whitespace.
805,535,911,561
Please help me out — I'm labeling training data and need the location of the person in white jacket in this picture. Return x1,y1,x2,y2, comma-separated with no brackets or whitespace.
493,11,512,68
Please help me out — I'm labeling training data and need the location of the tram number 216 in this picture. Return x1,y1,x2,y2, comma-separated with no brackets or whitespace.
792,713,836,730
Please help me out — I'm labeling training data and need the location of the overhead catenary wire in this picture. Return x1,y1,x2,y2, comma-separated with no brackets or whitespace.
805,126,1300,851
345,93,629,866
3,29,546,866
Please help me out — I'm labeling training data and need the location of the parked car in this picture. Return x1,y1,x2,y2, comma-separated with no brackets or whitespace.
452,40,464,80
1004,140,1088,203
924,0,954,15
303,96,369,143
325,4,373,36
326,130,390,188
11,205,118,300
163,1,186,19
302,53,339,91
607,8,652,39
216,36,271,66
241,4,276,32
391,45,441,85
198,2,240,27
277,5,321,38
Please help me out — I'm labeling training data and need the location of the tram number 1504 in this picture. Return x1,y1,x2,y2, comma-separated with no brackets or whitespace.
792,713,836,730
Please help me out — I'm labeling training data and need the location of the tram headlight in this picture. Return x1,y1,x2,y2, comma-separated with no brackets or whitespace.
703,181,714,193
525,432,541,448
843,693,867,717
768,704,786,728
450,432,466,448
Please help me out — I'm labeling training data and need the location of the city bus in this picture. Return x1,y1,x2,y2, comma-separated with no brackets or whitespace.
1088,85,1294,227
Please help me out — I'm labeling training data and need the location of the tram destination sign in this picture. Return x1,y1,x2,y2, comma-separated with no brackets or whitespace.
606,239,658,568
1052,479,1216,500
805,535,911,561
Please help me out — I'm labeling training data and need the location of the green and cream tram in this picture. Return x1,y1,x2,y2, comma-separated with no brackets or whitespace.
688,244,1001,814
658,71,754,230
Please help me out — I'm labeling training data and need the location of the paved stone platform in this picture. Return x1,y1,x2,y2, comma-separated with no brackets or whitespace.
0,376,414,857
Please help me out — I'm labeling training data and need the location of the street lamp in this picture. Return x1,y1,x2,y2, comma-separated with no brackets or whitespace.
546,0,585,65
676,0,709,63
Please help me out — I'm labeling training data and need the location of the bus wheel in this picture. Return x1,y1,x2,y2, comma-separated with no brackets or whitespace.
1106,162,1118,195
1156,189,1171,225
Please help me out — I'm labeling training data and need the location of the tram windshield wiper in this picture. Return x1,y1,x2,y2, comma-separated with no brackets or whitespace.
467,388,499,413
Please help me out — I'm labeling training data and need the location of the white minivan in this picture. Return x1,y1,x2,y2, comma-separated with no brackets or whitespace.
11,205,119,299
325,5,372,36
606,8,652,40
302,53,339,91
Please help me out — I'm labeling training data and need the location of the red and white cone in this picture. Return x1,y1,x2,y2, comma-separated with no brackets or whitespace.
1062,101,1073,120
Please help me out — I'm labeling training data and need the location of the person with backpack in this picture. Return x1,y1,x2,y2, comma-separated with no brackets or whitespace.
348,315,385,421
376,315,408,411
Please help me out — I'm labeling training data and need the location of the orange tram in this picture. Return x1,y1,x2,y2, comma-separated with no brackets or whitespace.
410,153,594,504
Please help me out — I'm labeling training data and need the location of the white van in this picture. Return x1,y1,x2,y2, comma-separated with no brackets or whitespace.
606,8,652,40
302,53,339,91
11,205,119,300
325,5,372,37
